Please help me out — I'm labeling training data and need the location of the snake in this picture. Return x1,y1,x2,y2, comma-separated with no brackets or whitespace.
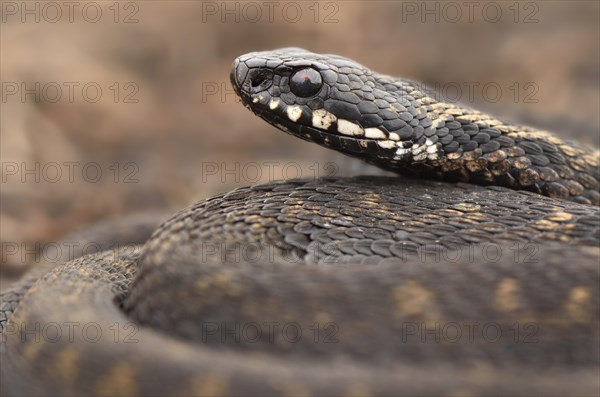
1,48,599,396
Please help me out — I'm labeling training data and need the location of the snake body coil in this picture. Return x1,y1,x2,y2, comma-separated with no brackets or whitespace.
1,49,599,396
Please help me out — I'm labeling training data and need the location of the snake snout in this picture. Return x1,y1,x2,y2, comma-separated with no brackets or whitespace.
231,58,274,103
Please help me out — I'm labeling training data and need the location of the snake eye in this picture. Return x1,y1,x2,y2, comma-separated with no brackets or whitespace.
290,68,323,97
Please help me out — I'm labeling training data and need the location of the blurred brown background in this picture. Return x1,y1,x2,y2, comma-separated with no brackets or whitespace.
1,0,599,288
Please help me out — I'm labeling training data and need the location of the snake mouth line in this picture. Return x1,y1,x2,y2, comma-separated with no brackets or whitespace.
237,91,416,162
253,104,411,160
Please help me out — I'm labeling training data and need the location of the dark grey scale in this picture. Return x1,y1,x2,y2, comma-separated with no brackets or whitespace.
245,58,267,68
528,154,550,166
352,239,376,255
461,141,478,152
495,136,515,147
324,100,362,120
480,141,501,153
265,59,283,68
378,109,399,120
482,128,501,138
349,81,362,90
536,140,558,153
391,103,407,112
382,118,406,131
348,74,363,83
363,92,375,101
398,112,413,122
370,240,394,257
446,121,462,130
407,107,418,117
440,135,455,146
419,117,432,128
456,134,470,144
424,127,436,137
409,119,419,127
450,129,464,138
375,148,397,160
577,173,600,190
373,90,387,101
307,97,324,110
287,96,309,107
327,58,354,68
280,92,296,105
412,126,424,141
519,140,544,155
311,231,333,245
462,123,479,134
398,98,413,108
357,101,379,114
285,59,314,68
436,127,450,137
336,239,358,255
337,85,351,93
361,85,373,92
374,99,389,108
334,91,361,104
280,77,290,93
391,125,413,141
472,132,490,144
337,74,350,85
361,113,385,128
320,69,338,85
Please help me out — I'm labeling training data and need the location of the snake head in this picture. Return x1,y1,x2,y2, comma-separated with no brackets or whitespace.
231,48,427,163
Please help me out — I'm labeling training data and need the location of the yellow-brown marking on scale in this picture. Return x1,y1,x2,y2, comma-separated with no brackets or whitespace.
393,280,440,323
51,346,80,389
95,361,138,396
564,286,593,323
189,374,229,396
494,278,521,313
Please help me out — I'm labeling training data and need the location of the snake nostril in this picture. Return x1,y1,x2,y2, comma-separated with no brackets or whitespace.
247,69,273,92
251,76,265,87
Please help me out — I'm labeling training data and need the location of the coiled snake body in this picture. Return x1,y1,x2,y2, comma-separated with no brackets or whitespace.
1,49,599,396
